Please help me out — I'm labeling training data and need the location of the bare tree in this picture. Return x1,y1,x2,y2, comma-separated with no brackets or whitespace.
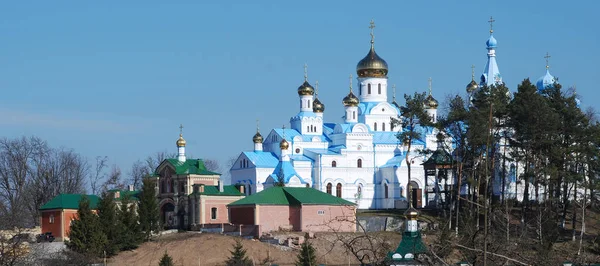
145,151,175,173
102,164,123,192
203,159,222,173
129,160,150,190
90,156,108,195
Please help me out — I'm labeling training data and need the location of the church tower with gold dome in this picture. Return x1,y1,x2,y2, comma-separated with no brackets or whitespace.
356,20,389,103
176,124,186,162
290,64,323,136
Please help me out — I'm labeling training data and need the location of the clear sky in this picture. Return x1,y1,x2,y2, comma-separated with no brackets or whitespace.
1,1,598,184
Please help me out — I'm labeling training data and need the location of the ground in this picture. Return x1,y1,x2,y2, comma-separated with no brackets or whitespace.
109,231,407,266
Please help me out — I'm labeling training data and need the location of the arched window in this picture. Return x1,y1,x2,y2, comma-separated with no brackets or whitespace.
305,183,310,188
336,183,342,198
384,183,389,198
307,126,310,132
332,161,337,167
353,111,356,119
374,123,378,131
308,100,311,108
357,184,362,194
326,183,332,195
382,123,386,131
357,159,362,168
378,83,381,94
359,84,362,95
211,207,217,220
368,84,371,94
247,185,252,195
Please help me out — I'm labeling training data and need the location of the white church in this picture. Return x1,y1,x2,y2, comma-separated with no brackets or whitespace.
230,21,448,210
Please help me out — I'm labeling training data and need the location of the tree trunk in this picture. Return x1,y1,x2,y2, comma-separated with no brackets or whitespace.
572,180,577,241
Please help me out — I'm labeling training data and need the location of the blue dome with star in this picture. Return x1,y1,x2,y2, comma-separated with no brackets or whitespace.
486,35,497,48
536,69,556,92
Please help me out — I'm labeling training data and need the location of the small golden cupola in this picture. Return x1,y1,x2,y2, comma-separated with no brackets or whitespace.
405,207,419,220
312,81,325,113
297,64,315,96
280,138,289,150
466,64,479,94
343,75,360,107
253,131,263,144
176,124,187,147
424,77,438,109
356,20,388,78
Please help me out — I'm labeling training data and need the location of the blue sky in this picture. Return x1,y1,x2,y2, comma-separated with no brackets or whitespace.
1,1,598,184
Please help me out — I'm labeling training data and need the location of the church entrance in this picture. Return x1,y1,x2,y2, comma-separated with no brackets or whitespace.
161,202,175,229
410,181,422,208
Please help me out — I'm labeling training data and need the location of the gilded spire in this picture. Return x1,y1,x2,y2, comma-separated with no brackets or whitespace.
176,124,186,147
428,77,432,95
488,16,495,34
349,74,353,92
369,19,376,46
425,78,438,109
256,119,260,133
280,124,289,150
304,63,308,81
544,52,551,70
253,119,263,144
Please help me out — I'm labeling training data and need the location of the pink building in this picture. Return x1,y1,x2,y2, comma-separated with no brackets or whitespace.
228,187,356,236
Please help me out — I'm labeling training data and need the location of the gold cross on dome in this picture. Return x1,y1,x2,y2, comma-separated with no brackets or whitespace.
179,124,184,135
392,84,396,101
428,77,433,95
315,80,319,96
544,52,551,69
303,63,308,81
349,74,353,92
471,64,475,79
488,16,495,34
369,19,376,44
256,119,259,133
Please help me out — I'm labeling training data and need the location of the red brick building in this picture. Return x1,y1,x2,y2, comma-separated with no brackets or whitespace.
228,187,356,236
39,194,100,241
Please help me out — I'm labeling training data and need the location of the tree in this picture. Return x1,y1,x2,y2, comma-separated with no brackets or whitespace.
138,178,160,241
225,239,252,266
90,156,108,195
117,195,142,250
296,237,317,266
102,164,124,192
159,250,175,266
97,191,120,256
129,160,150,190
392,92,432,207
203,158,222,173
66,196,107,257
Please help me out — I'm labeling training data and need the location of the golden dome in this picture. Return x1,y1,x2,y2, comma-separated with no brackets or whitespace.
405,207,419,220
424,94,438,109
342,91,359,107
313,98,325,113
176,134,186,147
279,139,289,150
297,80,315,96
466,79,479,94
356,45,388,78
253,132,263,143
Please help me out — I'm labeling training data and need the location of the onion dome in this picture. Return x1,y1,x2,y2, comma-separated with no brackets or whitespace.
252,131,263,143
486,34,497,48
424,94,438,109
466,79,479,93
279,138,289,150
297,80,315,96
176,134,186,147
536,69,556,92
405,207,419,220
313,98,325,113
342,91,359,107
356,46,389,78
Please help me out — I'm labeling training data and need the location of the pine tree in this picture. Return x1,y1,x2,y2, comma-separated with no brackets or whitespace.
295,239,317,266
118,195,142,250
225,239,252,266
158,250,175,266
66,195,107,257
97,191,120,256
138,178,160,241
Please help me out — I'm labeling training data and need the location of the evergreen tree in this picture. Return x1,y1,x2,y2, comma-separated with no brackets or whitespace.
158,250,175,266
118,195,142,250
225,239,252,266
138,178,160,241
97,191,120,256
66,195,107,257
295,239,317,266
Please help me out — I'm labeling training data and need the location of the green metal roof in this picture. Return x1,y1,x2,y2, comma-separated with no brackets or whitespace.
228,187,356,206
387,231,428,261
163,158,221,176
40,194,100,210
422,148,453,166
190,185,244,196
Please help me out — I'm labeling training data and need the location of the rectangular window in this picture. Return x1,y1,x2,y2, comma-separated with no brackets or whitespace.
211,207,217,220
49,214,55,224
317,210,325,215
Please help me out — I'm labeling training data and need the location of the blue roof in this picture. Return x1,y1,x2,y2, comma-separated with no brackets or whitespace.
273,128,301,141
381,152,407,168
373,132,400,144
268,160,305,184
338,123,353,133
305,149,338,155
486,34,497,48
358,102,380,115
328,145,346,153
290,154,313,162
536,69,556,92
323,123,336,133
291,111,318,118
242,151,279,167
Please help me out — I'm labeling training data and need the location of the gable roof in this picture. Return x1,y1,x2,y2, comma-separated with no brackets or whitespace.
267,161,305,185
242,151,279,168
107,189,140,201
162,158,221,176
228,187,355,207
40,194,100,210
190,185,244,196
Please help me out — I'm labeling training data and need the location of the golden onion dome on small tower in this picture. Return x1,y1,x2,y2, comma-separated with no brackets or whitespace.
466,65,479,93
356,20,388,78
424,94,438,109
279,139,289,150
253,132,263,143
297,64,315,96
176,134,186,147
405,207,419,220
313,98,325,113
343,74,360,107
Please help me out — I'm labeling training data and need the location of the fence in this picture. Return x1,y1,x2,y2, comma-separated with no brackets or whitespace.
191,223,260,237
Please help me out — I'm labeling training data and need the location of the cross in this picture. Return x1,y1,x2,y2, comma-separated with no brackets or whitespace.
315,80,319,96
179,124,184,135
256,119,260,133
488,16,495,34
369,19,376,44
282,124,286,139
471,64,475,79
349,74,353,91
428,77,433,95
392,84,396,102
544,52,551,69
304,63,308,81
